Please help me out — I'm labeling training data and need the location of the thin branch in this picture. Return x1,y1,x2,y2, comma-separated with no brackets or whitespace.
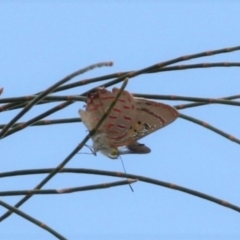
174,94,240,110
134,94,240,107
0,78,128,222
0,95,85,105
52,62,240,93
0,199,67,240
0,179,137,196
2,46,240,113
179,113,240,144
0,118,81,129
83,46,240,92
0,62,113,138
0,168,239,213
1,101,75,138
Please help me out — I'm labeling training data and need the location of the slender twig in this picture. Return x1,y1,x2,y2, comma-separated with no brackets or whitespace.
1,96,240,146
0,199,67,240
1,91,240,146
179,113,240,144
1,101,75,138
0,78,128,222
0,179,137,196
2,46,240,113
2,92,240,112
52,62,240,93
0,95,85,105
0,168,239,213
174,94,240,110
0,62,113,138
0,118,81,129
134,94,240,107
85,46,240,93
1,61,239,109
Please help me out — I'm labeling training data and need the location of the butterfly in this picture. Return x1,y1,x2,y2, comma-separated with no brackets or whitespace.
79,87,178,159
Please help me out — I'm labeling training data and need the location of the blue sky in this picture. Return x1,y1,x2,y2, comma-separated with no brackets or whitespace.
1,1,240,239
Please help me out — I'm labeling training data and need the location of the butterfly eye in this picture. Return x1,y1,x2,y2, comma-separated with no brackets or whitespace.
107,148,119,159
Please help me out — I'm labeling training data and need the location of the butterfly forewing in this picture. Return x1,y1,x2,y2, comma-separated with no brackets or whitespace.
86,88,138,146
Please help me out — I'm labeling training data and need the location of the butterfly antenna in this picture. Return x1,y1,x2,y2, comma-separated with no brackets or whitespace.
83,144,97,156
119,156,134,192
